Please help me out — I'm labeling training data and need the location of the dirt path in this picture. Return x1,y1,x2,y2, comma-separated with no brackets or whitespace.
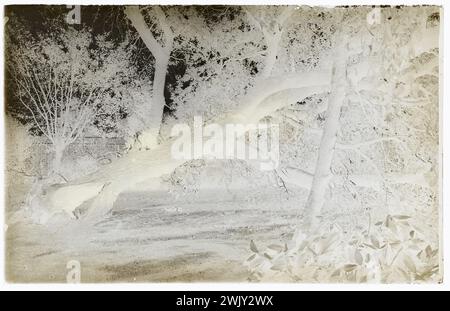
6,189,305,282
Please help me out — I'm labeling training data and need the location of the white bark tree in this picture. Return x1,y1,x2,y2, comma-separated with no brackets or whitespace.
300,40,348,232
43,69,330,221
7,28,133,176
124,5,174,149
293,6,440,235
246,7,440,282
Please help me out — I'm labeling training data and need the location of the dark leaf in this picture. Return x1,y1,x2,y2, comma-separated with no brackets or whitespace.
343,264,358,272
250,240,259,253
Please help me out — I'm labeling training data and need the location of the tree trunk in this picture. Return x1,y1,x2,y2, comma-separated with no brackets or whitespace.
232,71,331,125
139,54,170,149
44,71,331,221
124,6,172,150
261,31,282,78
299,43,348,234
52,144,65,175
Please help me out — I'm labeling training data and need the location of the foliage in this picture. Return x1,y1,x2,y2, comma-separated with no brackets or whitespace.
246,212,440,283
169,6,336,128
5,21,151,173
246,6,441,283
6,26,138,137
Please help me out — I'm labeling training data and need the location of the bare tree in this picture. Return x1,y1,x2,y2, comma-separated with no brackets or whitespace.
7,28,132,175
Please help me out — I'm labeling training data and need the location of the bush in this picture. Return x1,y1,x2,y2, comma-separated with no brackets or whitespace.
246,213,440,283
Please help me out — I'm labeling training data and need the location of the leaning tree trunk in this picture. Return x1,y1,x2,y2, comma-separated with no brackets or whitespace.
43,71,331,222
298,42,348,235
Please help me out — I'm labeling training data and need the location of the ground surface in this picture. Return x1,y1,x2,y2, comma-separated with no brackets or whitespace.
6,188,305,282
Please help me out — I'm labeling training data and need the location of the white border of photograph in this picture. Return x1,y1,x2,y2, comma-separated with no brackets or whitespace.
0,0,447,291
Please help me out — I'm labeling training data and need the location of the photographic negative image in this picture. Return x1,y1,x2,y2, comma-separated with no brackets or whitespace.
3,4,442,283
